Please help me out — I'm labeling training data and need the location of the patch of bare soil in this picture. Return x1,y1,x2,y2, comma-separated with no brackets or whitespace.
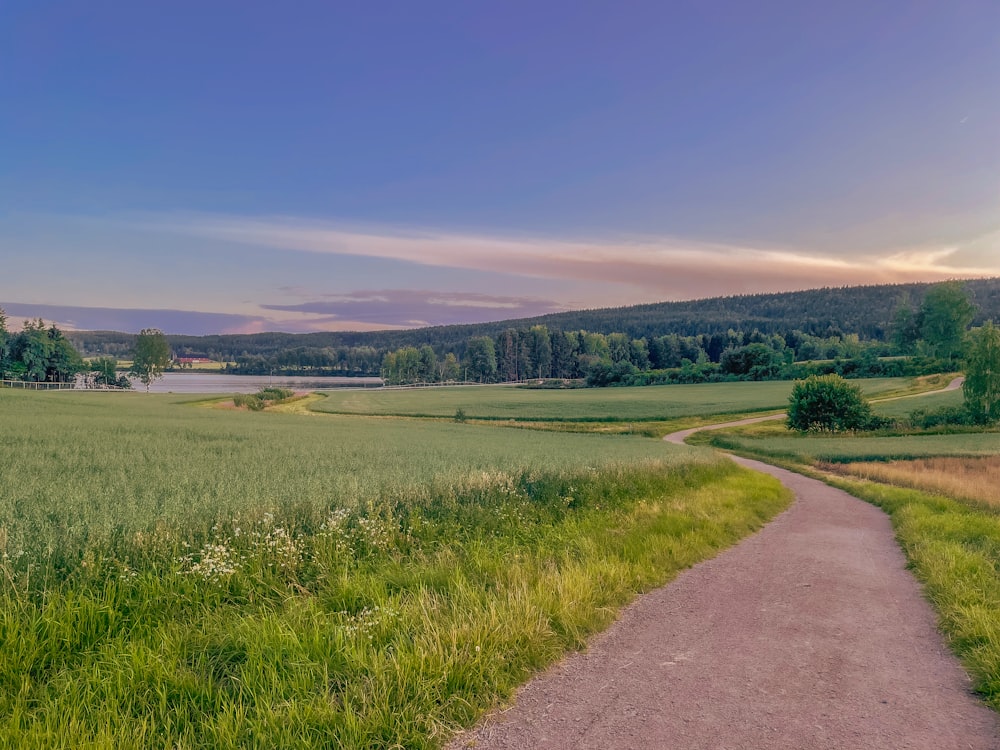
448,432,999,749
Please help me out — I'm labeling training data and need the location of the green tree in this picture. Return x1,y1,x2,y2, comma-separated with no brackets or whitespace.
439,352,460,382
130,328,171,392
719,343,783,380
90,356,125,387
963,321,1000,424
526,325,552,379
0,308,8,380
418,345,438,383
890,294,920,354
45,324,84,382
465,336,497,383
13,319,53,381
787,374,878,433
919,281,976,361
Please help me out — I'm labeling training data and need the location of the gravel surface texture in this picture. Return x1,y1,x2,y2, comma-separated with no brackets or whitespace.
447,409,998,749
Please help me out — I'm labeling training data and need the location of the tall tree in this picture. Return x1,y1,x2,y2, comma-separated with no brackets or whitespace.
130,328,172,392
14,319,53,382
45,324,83,382
0,308,8,380
919,282,976,361
526,325,552,379
890,294,920,354
465,336,497,383
963,321,1000,423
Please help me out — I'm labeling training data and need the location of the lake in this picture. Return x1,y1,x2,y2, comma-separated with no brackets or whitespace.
142,373,383,393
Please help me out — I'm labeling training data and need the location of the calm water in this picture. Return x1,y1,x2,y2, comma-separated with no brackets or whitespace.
143,373,383,394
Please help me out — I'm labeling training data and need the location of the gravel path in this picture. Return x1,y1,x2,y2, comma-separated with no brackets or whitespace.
447,393,998,749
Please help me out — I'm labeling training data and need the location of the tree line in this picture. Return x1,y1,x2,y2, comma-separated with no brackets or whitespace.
0,314,83,383
21,278,998,388
67,278,1000,366
379,281,992,386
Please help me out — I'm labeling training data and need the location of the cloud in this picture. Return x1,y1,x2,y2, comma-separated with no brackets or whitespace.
0,290,567,335
156,213,1000,298
261,290,567,327
0,302,399,336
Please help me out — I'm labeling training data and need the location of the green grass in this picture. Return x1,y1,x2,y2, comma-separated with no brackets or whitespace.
699,430,1000,463
872,387,964,419
0,389,791,748
312,378,913,422
682,385,1000,713
825,477,1000,710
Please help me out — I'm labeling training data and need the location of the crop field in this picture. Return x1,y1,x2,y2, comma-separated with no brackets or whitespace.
0,388,790,748
872,387,964,419
312,378,912,422
837,456,1000,510
704,430,1000,463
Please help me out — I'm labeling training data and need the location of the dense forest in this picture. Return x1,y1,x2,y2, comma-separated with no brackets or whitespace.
0,316,84,383
61,278,1000,384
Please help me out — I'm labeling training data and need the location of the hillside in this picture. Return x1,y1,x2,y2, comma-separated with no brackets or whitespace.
67,278,1000,360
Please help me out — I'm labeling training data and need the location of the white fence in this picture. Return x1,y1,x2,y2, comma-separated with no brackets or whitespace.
0,379,128,391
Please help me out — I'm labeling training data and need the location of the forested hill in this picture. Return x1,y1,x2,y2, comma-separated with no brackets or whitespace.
69,277,1000,359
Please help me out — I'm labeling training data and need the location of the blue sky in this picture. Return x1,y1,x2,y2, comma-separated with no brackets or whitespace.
1,1,997,334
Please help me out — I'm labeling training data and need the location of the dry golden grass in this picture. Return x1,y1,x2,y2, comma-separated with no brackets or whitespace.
837,456,1000,509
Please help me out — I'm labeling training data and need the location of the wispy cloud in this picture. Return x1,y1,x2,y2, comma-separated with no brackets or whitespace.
0,291,567,335
0,302,405,336
262,290,567,326
155,213,1000,298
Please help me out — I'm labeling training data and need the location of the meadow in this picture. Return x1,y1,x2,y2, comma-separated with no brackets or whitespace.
0,388,789,748
312,378,913,422
703,430,1000,463
836,457,1000,509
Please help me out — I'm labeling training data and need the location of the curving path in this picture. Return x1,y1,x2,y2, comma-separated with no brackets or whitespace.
448,376,997,749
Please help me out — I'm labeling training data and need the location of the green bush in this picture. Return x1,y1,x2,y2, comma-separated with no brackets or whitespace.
787,374,884,432
908,405,978,429
258,387,294,401
233,393,265,411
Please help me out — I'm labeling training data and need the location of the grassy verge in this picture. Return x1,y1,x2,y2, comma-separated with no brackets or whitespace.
0,462,789,748
686,412,1000,712
822,476,1000,710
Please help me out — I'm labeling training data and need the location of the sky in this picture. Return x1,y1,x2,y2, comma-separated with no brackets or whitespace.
1,1,998,335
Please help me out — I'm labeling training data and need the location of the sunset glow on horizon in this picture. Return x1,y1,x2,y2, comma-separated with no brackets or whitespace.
2,2,997,334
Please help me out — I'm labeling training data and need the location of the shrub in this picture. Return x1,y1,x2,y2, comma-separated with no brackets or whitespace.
787,374,880,432
258,387,294,401
963,321,1000,424
233,393,265,411
908,405,977,429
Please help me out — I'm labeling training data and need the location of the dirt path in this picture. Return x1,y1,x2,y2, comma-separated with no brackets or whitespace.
448,381,998,749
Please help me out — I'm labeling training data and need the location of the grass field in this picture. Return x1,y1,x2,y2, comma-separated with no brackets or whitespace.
836,457,1000,509
872,387,964,419
0,388,790,748
312,378,913,422
703,431,1000,463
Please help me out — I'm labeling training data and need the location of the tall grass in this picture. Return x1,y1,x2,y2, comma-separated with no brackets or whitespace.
0,390,790,747
691,404,1000,713
836,457,1000,509
826,477,1000,710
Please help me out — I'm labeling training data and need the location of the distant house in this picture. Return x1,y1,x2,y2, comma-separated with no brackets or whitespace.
175,357,212,366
